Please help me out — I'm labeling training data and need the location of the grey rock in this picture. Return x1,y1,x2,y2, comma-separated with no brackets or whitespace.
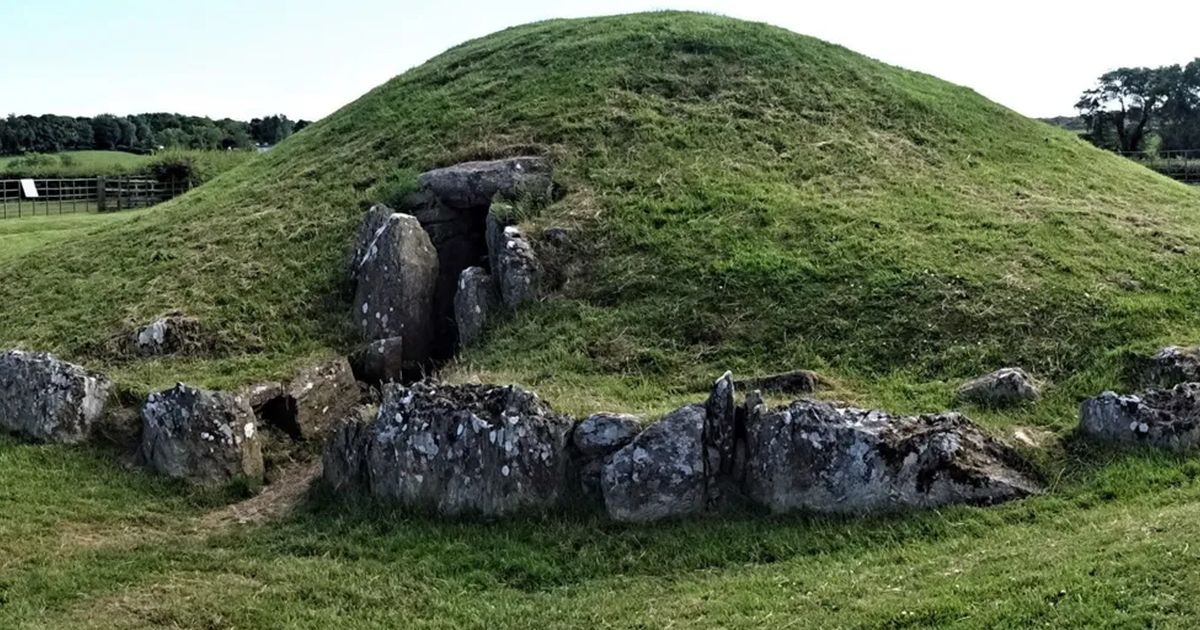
957,367,1040,407
573,413,642,458
485,204,511,275
322,405,377,493
129,315,203,356
1137,346,1200,389
743,400,1038,514
349,336,405,384
322,382,574,516
352,211,439,364
0,350,112,444
734,370,824,394
496,225,543,309
350,204,396,280
284,358,360,441
417,156,553,210
706,371,737,476
140,383,263,486
454,266,499,348
1080,383,1200,450
602,405,707,522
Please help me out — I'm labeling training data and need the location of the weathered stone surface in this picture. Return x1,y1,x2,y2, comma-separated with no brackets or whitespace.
957,367,1040,407
743,400,1038,514
352,211,439,364
485,204,511,275
734,370,824,394
0,350,112,444
322,382,574,516
496,225,543,309
454,266,499,348
417,156,553,210
322,405,377,493
349,336,405,384
573,413,642,458
602,405,707,522
129,315,204,356
1080,383,1200,450
1136,346,1200,389
284,358,360,441
706,371,737,476
350,204,396,280
140,384,263,486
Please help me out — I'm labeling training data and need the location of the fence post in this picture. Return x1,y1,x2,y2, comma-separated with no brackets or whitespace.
97,177,107,212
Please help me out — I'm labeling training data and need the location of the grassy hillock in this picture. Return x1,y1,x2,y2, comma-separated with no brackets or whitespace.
5,11,1200,627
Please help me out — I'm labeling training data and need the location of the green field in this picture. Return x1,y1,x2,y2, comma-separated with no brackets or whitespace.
4,11,1200,627
0,150,151,177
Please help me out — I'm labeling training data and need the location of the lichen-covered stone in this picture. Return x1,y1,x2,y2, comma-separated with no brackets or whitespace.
0,350,111,444
743,400,1038,514
602,405,707,522
573,413,642,458
349,204,396,279
454,266,499,348
957,368,1040,407
1080,384,1200,450
322,382,574,516
706,371,737,476
496,225,543,309
140,383,263,486
352,211,439,363
417,156,553,210
285,358,360,441
1136,346,1200,389
349,336,405,384
128,315,204,356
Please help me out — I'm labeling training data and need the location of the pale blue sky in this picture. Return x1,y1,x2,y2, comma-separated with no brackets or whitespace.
4,0,1199,121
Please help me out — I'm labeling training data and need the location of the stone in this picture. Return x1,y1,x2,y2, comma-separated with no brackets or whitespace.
140,383,264,486
0,350,112,444
350,204,396,280
1080,383,1200,450
496,225,543,309
957,367,1040,407
705,371,737,476
734,370,823,394
129,315,204,356
283,358,360,441
417,156,553,211
352,211,439,364
542,226,571,247
602,405,707,522
1136,346,1200,389
485,204,511,275
322,382,574,516
349,336,405,384
454,267,499,348
743,400,1039,514
322,405,377,493
573,413,642,458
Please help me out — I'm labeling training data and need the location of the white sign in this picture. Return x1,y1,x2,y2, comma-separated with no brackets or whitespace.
19,179,38,198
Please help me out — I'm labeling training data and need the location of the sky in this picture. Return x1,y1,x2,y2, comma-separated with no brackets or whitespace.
3,0,1199,122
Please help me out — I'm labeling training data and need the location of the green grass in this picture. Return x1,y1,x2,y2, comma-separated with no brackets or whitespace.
4,10,1200,626
0,149,253,179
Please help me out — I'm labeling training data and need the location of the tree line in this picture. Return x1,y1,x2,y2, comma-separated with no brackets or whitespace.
1076,59,1200,153
0,113,311,156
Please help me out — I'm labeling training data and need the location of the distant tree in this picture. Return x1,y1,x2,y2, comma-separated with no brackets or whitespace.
294,119,311,133
91,114,122,150
1076,66,1175,153
250,114,295,145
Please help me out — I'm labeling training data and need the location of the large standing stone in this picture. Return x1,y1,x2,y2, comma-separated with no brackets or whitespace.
283,358,360,441
140,384,264,486
705,371,737,476
1135,346,1200,389
349,336,405,384
1080,383,1200,450
454,266,499,348
349,204,396,279
417,157,553,211
957,367,1040,407
573,412,642,496
322,382,574,516
495,225,543,309
0,350,111,444
743,400,1038,514
602,405,707,522
352,211,439,364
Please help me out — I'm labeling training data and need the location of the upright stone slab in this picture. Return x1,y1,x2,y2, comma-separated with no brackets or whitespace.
323,382,574,516
140,384,264,486
285,358,360,441
602,405,707,522
352,211,439,364
743,400,1038,514
1080,383,1200,450
0,350,111,444
496,225,543,309
349,204,396,280
454,266,499,348
705,371,737,476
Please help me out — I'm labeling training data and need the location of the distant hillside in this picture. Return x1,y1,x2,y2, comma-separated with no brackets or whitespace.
1040,115,1087,133
0,11,1198,423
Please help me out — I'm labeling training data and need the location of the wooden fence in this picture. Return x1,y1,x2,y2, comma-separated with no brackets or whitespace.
0,177,187,219
1122,150,1200,185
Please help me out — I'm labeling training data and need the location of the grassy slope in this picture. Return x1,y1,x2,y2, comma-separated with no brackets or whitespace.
4,11,1200,626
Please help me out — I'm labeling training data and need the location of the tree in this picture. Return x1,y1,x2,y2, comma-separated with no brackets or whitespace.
1076,66,1175,153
